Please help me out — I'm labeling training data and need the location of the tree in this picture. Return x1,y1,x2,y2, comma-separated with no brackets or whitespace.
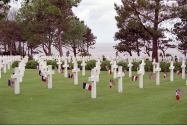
174,0,187,57
63,17,86,57
49,0,81,56
0,20,23,55
114,0,177,61
114,20,145,56
17,0,60,56
17,0,85,57
79,27,96,56
0,0,10,20
158,39,176,58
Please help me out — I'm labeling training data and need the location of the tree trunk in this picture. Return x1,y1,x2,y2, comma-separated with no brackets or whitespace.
19,41,22,56
152,0,160,62
22,43,25,57
129,51,132,56
31,47,33,58
58,32,63,56
73,47,77,57
136,41,140,56
9,42,13,55
27,46,30,57
47,45,51,56
4,43,7,53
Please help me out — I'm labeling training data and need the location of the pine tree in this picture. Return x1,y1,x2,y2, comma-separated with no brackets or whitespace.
114,0,177,61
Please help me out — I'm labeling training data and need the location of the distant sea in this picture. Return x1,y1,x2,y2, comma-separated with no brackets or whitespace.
90,42,117,57
90,42,183,59
45,42,183,59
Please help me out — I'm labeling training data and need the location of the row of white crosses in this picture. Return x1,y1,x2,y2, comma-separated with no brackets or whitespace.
0,56,21,78
81,57,87,76
155,63,161,86
11,56,28,95
63,57,69,78
89,68,98,99
137,60,146,89
72,57,80,85
169,61,175,82
109,59,125,93
181,60,186,80
131,59,160,87
128,59,133,77
117,66,125,93
113,60,118,79
88,59,102,99
57,57,62,73
152,59,186,86
95,59,101,81
36,58,54,89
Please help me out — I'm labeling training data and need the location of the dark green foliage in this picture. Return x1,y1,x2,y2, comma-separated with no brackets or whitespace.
47,60,57,69
101,60,111,71
174,62,182,72
12,59,183,73
132,62,140,71
68,62,73,70
145,60,153,72
26,60,38,69
117,61,128,71
12,61,20,68
85,60,96,70
78,61,82,69
160,62,170,72
114,0,177,61
67,61,81,70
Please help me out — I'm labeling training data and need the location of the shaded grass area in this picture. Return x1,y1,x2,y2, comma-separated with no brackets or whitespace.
0,69,187,124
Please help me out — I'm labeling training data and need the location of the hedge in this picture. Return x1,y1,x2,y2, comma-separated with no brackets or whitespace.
10,60,186,72
100,60,111,71
47,60,57,69
26,60,38,69
86,60,96,70
12,61,20,68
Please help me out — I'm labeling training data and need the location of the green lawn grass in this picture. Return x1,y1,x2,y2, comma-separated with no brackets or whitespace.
0,69,187,124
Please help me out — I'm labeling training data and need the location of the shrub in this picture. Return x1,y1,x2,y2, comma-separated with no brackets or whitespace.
86,60,96,70
132,62,140,71
145,60,153,72
68,61,82,70
117,61,128,71
26,60,38,69
174,62,182,72
47,60,57,69
160,62,170,72
68,62,73,70
12,61,20,68
78,61,82,69
101,60,111,71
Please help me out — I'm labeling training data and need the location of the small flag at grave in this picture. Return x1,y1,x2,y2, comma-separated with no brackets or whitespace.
176,89,183,102
41,76,47,82
8,79,14,87
109,79,114,88
176,70,180,75
83,82,92,91
163,73,167,78
132,76,138,81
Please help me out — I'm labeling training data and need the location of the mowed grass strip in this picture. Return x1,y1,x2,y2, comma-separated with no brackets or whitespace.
0,69,187,124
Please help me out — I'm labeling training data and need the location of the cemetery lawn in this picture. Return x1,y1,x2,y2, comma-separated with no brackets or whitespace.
0,69,187,124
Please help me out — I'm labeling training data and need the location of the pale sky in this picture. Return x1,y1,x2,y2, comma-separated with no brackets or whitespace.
73,0,122,43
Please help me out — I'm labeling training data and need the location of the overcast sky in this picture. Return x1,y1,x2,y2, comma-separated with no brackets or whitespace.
73,0,122,44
